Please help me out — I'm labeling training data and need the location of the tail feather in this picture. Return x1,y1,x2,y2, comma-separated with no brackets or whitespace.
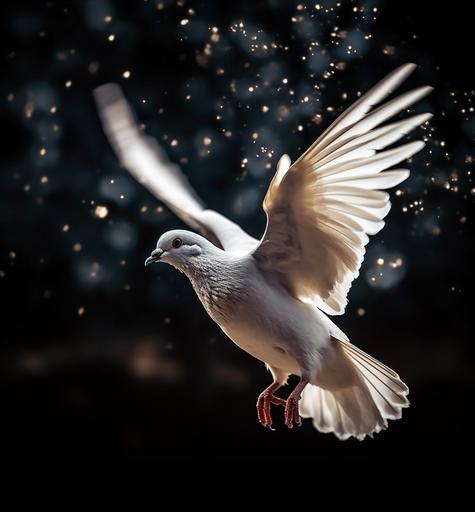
300,339,409,440
339,340,409,418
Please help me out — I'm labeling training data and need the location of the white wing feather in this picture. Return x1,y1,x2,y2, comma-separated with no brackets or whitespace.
254,63,432,315
94,84,257,253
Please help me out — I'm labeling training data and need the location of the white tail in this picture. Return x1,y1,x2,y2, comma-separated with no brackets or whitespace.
300,340,409,440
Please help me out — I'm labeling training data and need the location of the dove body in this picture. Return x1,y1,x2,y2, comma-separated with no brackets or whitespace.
152,230,347,387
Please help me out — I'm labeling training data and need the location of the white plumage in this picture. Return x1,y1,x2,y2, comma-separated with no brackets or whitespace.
94,63,431,440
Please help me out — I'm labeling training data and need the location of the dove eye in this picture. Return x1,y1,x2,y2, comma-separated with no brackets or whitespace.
172,238,183,249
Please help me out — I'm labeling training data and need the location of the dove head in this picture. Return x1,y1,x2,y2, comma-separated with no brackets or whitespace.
144,229,217,272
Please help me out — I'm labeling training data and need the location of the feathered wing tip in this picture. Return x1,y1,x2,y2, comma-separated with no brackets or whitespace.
300,339,409,440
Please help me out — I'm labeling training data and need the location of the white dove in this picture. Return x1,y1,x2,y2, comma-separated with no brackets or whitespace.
94,63,432,440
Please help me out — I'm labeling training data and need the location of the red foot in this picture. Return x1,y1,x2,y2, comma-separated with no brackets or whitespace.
284,395,301,428
284,379,309,429
256,386,286,428
257,379,309,429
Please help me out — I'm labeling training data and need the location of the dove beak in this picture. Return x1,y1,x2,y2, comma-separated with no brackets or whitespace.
145,248,164,267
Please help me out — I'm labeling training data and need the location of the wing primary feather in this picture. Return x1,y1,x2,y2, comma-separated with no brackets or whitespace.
293,63,418,164
319,141,424,181
310,113,432,169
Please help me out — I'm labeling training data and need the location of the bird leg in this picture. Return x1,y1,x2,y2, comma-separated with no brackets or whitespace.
284,379,309,429
256,382,286,428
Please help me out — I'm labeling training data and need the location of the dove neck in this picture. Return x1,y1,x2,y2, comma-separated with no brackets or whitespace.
179,248,241,283
179,249,248,322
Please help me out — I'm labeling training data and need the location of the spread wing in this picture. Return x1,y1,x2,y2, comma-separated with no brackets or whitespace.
94,84,258,254
254,63,432,315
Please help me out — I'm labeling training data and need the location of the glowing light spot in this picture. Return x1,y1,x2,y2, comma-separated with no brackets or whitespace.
94,205,109,219
90,262,100,278
180,19,189,26
389,258,403,269
122,70,131,79
24,102,34,118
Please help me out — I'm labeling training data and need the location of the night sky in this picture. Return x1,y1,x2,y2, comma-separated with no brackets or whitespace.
1,0,473,466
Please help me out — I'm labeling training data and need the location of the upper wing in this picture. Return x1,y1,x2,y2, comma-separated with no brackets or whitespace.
94,84,258,254
254,63,432,315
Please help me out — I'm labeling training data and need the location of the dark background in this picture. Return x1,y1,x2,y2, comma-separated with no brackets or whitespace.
1,0,473,466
